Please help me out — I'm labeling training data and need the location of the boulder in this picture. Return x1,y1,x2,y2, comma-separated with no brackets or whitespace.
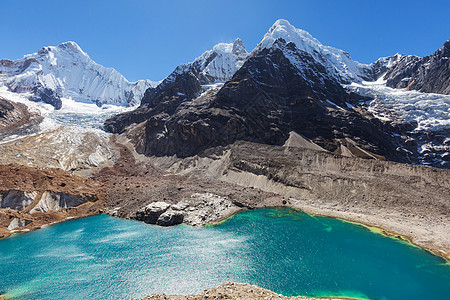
135,201,171,224
156,210,184,226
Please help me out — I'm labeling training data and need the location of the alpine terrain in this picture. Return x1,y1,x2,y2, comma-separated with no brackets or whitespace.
106,19,449,168
0,18,449,299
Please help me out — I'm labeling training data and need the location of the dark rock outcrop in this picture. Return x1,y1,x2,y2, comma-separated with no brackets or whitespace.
31,87,62,109
0,97,42,141
0,99,14,119
370,54,419,80
134,202,184,226
380,40,450,95
135,201,171,224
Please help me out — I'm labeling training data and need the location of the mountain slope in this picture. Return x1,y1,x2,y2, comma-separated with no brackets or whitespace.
104,39,248,133
0,42,157,109
106,26,398,160
372,40,450,95
105,19,448,168
140,38,248,107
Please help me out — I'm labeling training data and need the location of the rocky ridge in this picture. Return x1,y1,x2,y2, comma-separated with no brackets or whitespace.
0,97,42,141
373,40,450,95
140,38,248,107
105,39,399,161
104,39,248,134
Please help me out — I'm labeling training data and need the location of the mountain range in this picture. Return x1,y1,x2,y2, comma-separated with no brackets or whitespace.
0,19,448,168
0,19,449,274
104,19,450,168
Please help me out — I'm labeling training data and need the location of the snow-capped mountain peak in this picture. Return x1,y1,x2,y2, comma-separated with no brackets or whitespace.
139,39,249,107
41,41,87,57
0,41,158,108
232,38,247,56
255,19,372,83
171,38,249,84
258,19,321,52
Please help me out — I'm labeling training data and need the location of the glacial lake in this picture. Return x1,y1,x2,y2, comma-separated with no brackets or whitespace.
1,208,449,300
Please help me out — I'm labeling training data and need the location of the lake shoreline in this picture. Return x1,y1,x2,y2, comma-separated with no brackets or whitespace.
2,201,449,263
137,282,363,300
2,207,449,300
207,203,450,262
2,139,449,263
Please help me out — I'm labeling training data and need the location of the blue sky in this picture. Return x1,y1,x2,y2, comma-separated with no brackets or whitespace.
1,0,448,81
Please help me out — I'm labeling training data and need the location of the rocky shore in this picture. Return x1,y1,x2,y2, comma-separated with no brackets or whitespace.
138,282,346,300
98,135,450,260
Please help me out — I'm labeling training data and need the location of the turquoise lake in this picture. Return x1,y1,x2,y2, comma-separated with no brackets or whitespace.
0,207,449,299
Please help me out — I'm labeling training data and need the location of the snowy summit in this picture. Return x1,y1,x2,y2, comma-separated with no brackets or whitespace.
0,41,158,108
255,19,373,83
170,38,248,85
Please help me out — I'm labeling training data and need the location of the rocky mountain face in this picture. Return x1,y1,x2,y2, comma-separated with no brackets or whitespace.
0,42,157,108
0,98,27,130
0,97,42,141
105,27,399,161
104,38,248,133
140,38,248,106
104,19,448,168
374,40,450,94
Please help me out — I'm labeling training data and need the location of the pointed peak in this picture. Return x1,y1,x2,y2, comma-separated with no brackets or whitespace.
257,19,319,52
57,41,84,53
232,38,247,56
233,37,244,46
37,41,87,57
254,19,372,83
438,39,450,57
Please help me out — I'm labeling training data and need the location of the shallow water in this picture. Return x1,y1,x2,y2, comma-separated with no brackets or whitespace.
0,208,449,299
